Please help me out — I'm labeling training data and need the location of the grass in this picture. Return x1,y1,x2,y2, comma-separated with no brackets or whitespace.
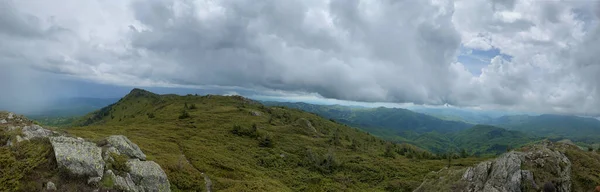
63,89,487,191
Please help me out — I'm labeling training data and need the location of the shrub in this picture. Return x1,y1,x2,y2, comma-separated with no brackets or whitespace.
147,113,155,118
259,135,274,148
231,124,258,138
189,104,197,110
107,153,130,174
179,110,190,119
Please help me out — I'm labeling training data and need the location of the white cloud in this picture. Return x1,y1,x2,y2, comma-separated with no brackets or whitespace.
0,0,600,116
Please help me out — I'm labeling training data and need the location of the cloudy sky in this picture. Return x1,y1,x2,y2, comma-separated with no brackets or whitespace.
1,0,600,116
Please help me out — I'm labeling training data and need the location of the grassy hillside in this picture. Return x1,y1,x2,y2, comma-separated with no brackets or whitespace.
62,89,486,191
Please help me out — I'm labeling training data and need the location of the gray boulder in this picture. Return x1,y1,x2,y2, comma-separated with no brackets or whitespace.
107,135,146,160
50,136,104,178
7,112,13,119
105,170,139,192
414,141,573,192
462,151,524,192
250,111,261,116
127,159,171,192
0,119,6,124
46,181,57,191
21,125,53,140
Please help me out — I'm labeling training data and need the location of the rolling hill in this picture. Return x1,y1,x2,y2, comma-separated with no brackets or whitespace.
487,114,600,143
261,101,536,155
59,89,486,191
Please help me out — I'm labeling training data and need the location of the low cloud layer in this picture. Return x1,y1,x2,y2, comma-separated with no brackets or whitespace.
1,0,599,116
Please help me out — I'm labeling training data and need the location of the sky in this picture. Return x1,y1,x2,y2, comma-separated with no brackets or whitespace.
1,0,600,116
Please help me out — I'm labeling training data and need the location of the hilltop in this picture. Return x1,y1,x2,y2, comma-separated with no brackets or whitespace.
62,89,486,191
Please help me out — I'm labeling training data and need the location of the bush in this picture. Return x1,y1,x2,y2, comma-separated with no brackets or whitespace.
259,135,274,148
231,124,259,138
189,104,197,110
147,113,155,118
107,153,130,174
179,110,190,119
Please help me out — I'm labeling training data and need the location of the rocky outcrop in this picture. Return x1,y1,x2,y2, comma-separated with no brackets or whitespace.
106,135,146,160
50,136,105,178
0,112,172,191
414,140,572,192
105,170,139,192
127,159,171,192
21,125,54,140
462,151,525,192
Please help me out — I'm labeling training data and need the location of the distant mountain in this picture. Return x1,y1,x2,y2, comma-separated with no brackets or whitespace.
261,101,535,155
410,107,495,124
261,101,472,135
486,114,600,142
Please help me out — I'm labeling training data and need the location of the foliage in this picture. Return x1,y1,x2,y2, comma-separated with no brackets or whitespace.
178,110,190,119
107,153,130,174
0,137,56,191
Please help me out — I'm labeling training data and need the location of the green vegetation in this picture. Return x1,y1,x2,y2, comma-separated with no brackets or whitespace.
0,138,56,191
262,101,536,155
487,114,600,143
452,125,537,156
63,89,486,191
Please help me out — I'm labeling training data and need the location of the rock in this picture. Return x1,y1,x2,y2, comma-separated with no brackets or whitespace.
127,159,171,192
107,135,146,160
521,170,537,189
202,173,212,192
103,146,121,162
0,119,6,124
105,170,139,192
15,135,24,143
7,112,13,119
416,141,573,192
462,151,524,192
50,136,104,178
250,111,261,116
21,125,53,140
46,181,57,191
6,125,18,131
88,176,102,185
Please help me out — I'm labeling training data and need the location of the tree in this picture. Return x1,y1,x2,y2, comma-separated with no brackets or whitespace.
383,145,396,158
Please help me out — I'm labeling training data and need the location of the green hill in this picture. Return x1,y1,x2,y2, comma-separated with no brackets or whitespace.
59,89,485,191
487,114,600,143
261,102,536,155
452,125,536,155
